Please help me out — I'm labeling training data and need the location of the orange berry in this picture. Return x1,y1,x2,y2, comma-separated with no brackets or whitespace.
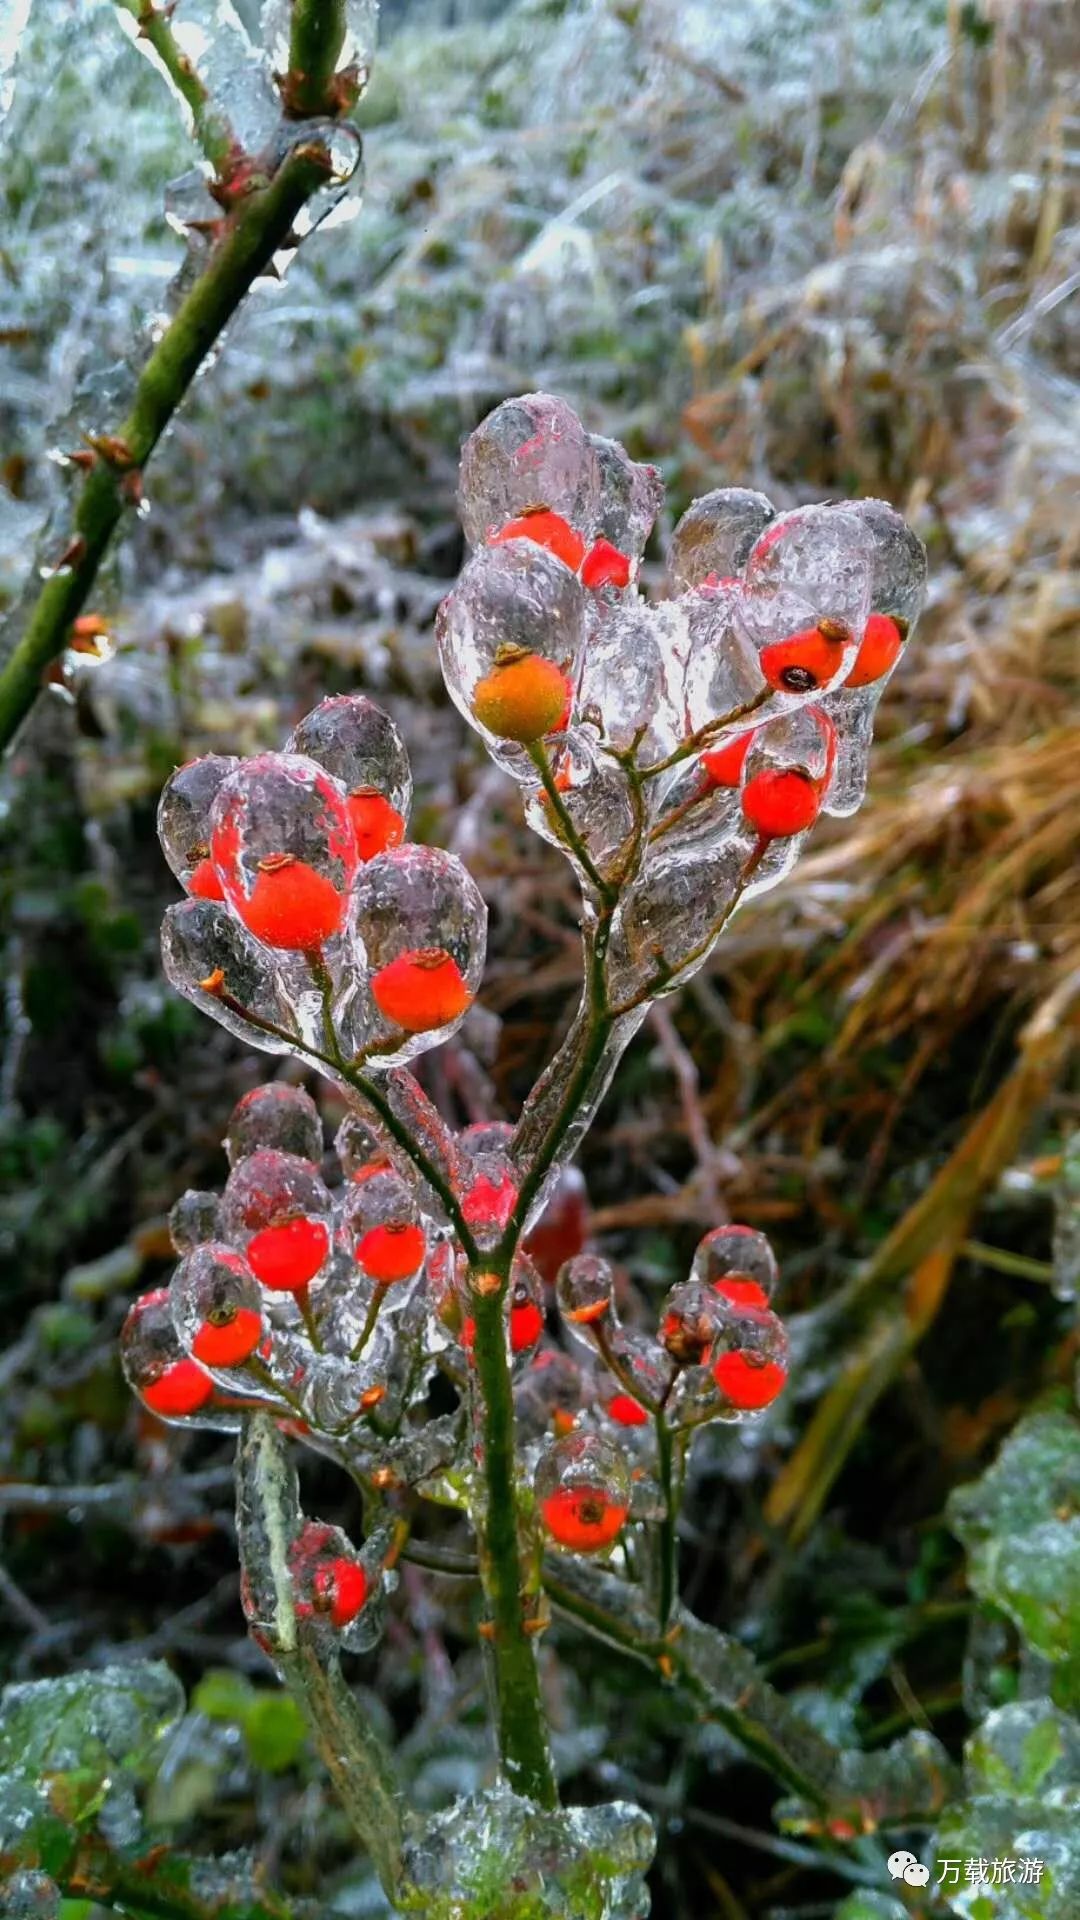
713,1348,787,1410
489,509,585,572
188,856,224,901
701,730,754,788
606,1393,649,1428
741,767,821,838
142,1357,214,1418
845,612,906,688
247,1217,329,1292
192,1305,263,1366
581,539,631,589
472,654,570,743
224,852,344,950
355,1220,426,1284
714,1277,770,1312
348,789,406,862
759,620,850,694
313,1557,368,1628
371,947,472,1033
541,1487,628,1552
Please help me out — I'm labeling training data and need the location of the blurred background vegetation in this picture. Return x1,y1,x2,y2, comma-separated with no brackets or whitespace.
0,1,1076,1915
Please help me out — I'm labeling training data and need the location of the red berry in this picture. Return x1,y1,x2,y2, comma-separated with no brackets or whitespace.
188,856,224,901
701,730,754,788
845,611,906,688
142,1357,214,1418
371,947,472,1033
313,1556,368,1628
541,1488,628,1552
489,509,585,572
355,1221,426,1285
191,1305,263,1367
606,1393,649,1428
462,1168,517,1234
348,789,406,862
222,852,345,951
714,1277,770,1312
713,1348,787,1410
247,1217,329,1292
741,767,821,838
580,539,631,590
510,1296,545,1354
759,620,850,694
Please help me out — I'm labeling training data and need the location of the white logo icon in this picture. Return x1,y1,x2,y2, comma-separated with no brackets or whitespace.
887,1850,929,1886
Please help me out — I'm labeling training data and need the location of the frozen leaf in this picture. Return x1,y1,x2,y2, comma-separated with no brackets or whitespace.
947,1406,1080,1667
933,1701,1080,1920
0,1872,60,1919
0,1663,183,1784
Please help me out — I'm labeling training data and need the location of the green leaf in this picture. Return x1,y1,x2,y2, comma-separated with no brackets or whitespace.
242,1695,308,1775
191,1668,255,1726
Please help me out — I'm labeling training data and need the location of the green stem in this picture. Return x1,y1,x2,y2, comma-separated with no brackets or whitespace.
115,0,235,172
350,1281,387,1361
0,142,339,753
655,1413,677,1629
294,1282,324,1353
286,0,350,116
469,1268,559,1805
503,922,617,1253
527,739,615,903
542,1561,838,1811
236,1415,405,1896
636,688,770,782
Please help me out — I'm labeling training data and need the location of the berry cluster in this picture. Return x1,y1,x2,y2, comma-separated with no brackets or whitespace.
158,693,486,1071
122,1081,789,1577
437,392,925,1010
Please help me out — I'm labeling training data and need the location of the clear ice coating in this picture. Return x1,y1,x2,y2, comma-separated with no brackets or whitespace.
399,1784,655,1920
261,0,379,90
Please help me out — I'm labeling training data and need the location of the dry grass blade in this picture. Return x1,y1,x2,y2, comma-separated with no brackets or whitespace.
764,974,1080,1543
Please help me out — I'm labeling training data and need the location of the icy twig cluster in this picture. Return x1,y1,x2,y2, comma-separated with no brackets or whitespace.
122,392,927,1911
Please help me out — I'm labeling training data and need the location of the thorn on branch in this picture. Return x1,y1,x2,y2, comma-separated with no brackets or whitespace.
47,535,87,575
84,433,136,468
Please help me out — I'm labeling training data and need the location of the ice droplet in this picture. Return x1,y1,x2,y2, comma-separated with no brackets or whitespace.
226,1081,324,1167
458,392,602,549
669,486,776,592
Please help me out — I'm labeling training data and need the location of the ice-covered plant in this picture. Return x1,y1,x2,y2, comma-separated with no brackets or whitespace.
123,393,929,1916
